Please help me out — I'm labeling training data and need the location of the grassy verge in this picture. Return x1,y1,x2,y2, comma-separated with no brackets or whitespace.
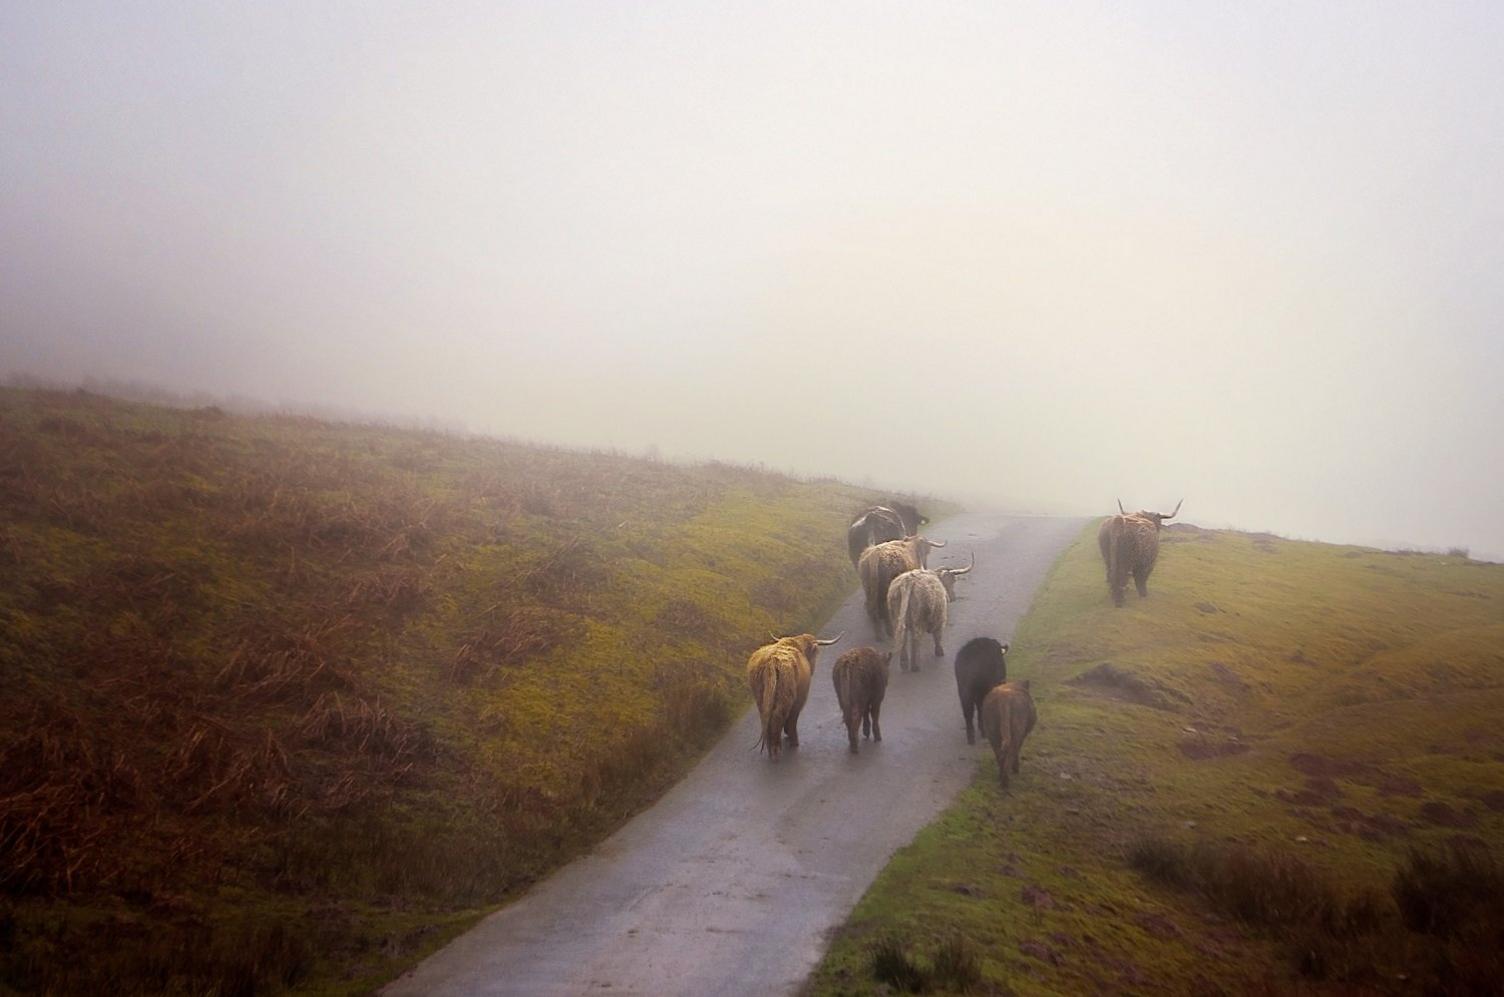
0,386,898,994
808,522,1504,994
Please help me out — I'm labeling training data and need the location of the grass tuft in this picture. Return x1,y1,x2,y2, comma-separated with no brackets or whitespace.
930,933,984,992
1392,841,1504,937
870,935,928,992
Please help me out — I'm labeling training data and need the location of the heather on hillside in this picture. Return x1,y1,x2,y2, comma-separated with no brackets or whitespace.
0,387,882,993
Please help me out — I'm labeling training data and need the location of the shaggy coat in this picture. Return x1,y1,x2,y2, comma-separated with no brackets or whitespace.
1098,515,1157,606
831,646,891,754
746,635,825,761
1098,500,1182,607
981,680,1037,789
858,535,946,635
1097,517,1159,606
846,506,906,568
886,569,950,672
954,637,1009,744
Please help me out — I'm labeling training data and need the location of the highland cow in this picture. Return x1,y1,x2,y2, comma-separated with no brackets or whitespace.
746,632,843,761
831,646,891,754
846,506,905,568
981,680,1037,789
954,637,1009,744
845,502,929,567
1098,499,1183,607
886,556,974,671
886,501,928,534
858,535,948,635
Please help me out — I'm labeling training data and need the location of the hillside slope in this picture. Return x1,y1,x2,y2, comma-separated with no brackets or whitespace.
809,523,1504,994
0,387,885,994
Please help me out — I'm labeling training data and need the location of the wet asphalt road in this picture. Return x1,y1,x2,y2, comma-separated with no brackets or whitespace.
386,512,1086,997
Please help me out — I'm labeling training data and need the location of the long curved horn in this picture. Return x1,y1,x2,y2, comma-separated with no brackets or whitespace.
926,538,947,548
949,551,976,575
1117,498,1126,514
1166,498,1183,519
813,631,845,646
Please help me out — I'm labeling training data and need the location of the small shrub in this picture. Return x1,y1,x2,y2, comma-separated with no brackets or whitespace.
871,934,928,992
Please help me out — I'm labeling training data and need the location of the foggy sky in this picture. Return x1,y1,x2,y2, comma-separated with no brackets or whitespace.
4,3,1503,558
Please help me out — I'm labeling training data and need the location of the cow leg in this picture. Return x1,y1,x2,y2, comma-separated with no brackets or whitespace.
846,707,859,754
992,737,1011,789
784,710,799,749
862,707,872,739
962,697,976,745
871,701,882,742
1012,746,1022,774
933,631,944,658
1134,567,1149,598
909,633,922,672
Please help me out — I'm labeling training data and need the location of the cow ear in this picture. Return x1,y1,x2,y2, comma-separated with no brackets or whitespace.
1001,643,1010,654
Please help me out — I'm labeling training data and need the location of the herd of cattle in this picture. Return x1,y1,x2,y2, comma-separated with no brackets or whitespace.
745,498,1184,787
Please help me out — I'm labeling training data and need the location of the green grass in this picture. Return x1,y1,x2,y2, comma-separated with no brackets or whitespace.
808,523,1504,995
0,386,909,994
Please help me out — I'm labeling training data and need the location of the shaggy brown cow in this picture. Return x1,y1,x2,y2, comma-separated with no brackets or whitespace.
1098,499,1183,607
747,632,843,761
981,680,1037,789
831,646,891,754
858,535,947,635
954,636,1009,744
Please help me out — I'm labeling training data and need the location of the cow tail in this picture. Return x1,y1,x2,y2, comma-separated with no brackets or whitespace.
756,665,781,756
893,583,912,669
838,659,855,727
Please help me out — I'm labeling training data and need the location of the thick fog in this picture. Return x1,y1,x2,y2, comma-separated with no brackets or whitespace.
4,3,1502,558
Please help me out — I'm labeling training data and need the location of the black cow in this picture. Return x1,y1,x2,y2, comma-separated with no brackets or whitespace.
846,502,929,568
954,637,1009,744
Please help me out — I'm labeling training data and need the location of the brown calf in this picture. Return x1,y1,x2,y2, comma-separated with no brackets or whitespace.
831,646,892,754
981,680,1037,789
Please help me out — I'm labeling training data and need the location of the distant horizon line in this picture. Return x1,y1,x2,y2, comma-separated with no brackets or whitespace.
5,367,1498,564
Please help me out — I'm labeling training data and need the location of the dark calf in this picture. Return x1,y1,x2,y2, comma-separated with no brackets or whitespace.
954,637,1009,744
832,646,891,754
